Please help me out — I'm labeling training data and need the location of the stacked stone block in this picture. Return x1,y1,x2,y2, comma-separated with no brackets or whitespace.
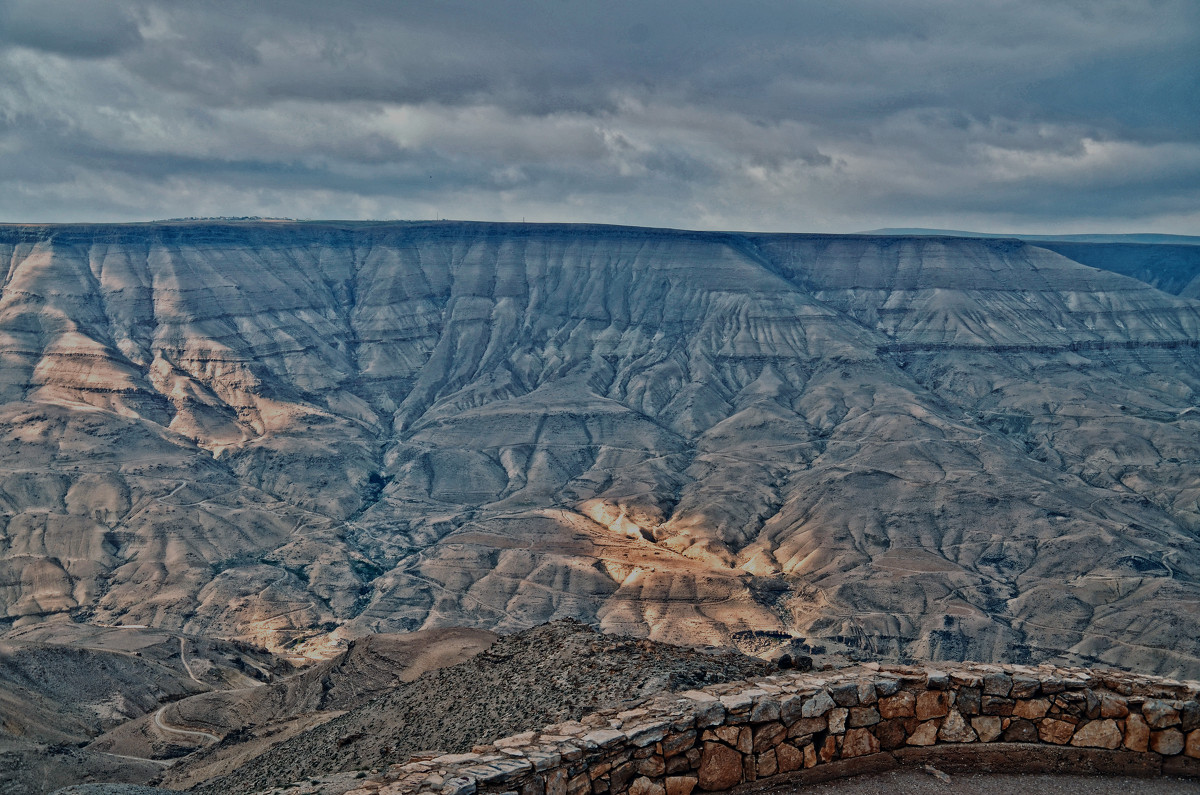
346,663,1200,795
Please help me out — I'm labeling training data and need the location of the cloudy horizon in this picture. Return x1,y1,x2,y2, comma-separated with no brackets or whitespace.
1,0,1197,234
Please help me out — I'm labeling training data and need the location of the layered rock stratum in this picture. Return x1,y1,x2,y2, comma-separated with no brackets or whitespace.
2,221,1200,680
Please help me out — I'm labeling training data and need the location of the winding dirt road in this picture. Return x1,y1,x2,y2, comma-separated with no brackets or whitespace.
153,706,220,744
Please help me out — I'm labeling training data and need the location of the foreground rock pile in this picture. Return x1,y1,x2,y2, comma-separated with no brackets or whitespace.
339,662,1200,795
185,620,771,794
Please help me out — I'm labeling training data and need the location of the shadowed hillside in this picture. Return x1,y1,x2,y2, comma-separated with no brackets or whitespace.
1,221,1199,678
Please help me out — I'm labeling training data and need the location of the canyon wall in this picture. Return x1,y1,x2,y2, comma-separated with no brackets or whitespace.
2,222,1200,675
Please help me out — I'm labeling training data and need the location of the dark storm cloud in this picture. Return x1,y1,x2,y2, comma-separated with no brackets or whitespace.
0,0,143,58
0,0,1197,231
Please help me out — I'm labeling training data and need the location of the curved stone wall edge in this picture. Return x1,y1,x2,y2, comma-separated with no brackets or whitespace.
353,662,1200,795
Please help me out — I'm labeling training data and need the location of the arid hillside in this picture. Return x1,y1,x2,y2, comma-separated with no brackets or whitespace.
2,221,1200,677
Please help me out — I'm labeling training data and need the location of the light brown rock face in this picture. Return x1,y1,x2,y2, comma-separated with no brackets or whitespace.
1150,729,1185,756
1070,719,1122,749
937,711,977,743
916,691,952,720
841,727,880,757
971,716,1002,742
3,222,1200,677
697,742,742,790
1125,713,1151,752
879,691,915,718
1185,729,1200,759
1039,719,1076,745
907,721,939,746
664,776,697,795
775,742,803,772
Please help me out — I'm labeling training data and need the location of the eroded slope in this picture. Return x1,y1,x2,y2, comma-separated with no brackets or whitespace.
1,223,1199,676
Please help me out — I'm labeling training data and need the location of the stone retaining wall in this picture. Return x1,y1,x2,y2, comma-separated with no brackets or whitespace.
353,663,1200,795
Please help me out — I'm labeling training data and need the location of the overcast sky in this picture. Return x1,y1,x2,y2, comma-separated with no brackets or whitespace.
1,1,1197,233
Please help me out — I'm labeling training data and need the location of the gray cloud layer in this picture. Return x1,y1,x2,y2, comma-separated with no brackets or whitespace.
1,0,1197,231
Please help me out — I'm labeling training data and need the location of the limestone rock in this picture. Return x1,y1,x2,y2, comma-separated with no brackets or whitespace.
1150,729,1185,756
779,695,805,725
971,716,1002,742
665,776,697,795
698,742,742,791
755,749,777,777
1124,713,1150,752
847,706,881,728
802,691,834,719
926,671,950,690
818,735,837,763
1143,699,1181,729
841,727,880,758
916,691,951,720
775,743,803,773
787,716,827,738
1011,676,1041,699
1003,719,1038,743
937,711,977,743
907,721,939,746
874,678,901,697
1039,719,1077,745
751,723,786,752
1070,719,1122,749
630,776,665,795
1099,693,1129,719
1185,729,1200,760
879,691,915,719
749,696,781,723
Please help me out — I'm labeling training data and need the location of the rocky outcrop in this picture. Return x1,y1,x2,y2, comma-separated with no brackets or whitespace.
176,620,772,795
3,223,1200,677
86,627,498,772
348,663,1200,795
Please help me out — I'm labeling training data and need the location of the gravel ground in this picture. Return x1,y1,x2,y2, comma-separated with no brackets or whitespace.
192,619,772,794
795,770,1200,794
51,786,176,795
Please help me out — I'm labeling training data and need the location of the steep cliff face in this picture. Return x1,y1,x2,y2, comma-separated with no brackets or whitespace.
2,222,1199,676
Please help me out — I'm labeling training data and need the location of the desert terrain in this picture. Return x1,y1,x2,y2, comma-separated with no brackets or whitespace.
2,221,1200,791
